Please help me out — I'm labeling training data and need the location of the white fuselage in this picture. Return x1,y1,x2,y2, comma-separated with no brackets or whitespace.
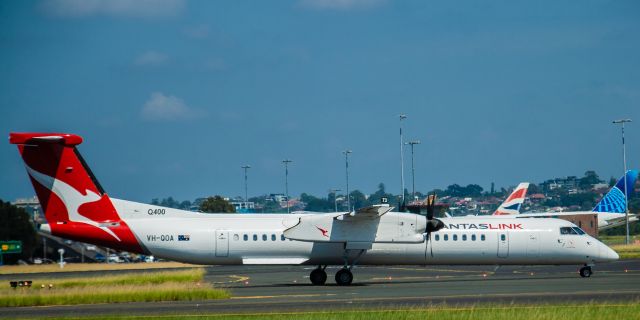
514,211,638,230
111,199,618,266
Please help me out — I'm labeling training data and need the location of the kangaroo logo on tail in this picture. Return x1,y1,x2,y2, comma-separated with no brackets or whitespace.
25,164,122,241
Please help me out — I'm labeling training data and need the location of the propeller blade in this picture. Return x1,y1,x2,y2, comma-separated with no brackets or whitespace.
430,233,434,257
426,193,436,220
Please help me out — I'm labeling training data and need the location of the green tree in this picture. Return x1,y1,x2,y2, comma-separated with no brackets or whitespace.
0,199,38,264
368,183,395,205
301,193,332,212
579,170,602,189
349,190,369,210
199,196,236,213
179,200,192,210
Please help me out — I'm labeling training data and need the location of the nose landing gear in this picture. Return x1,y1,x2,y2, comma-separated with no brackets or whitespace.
579,265,592,278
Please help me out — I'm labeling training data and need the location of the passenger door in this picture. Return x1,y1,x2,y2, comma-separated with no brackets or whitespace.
526,232,540,258
215,230,229,257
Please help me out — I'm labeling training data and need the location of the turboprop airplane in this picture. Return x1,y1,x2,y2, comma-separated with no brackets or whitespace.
10,132,619,285
497,171,639,230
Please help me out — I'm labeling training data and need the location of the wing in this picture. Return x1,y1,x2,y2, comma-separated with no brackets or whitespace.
336,205,394,221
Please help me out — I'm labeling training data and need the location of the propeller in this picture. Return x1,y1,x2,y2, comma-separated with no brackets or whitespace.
424,193,445,257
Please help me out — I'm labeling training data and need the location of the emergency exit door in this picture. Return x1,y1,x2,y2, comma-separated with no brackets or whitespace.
215,230,229,257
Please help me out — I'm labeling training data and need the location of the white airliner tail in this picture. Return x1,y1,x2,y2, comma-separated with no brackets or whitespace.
493,183,529,215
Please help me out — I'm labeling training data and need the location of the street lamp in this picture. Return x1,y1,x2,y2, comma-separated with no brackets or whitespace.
282,159,293,213
241,165,251,203
613,119,632,244
399,114,407,208
329,189,341,212
343,150,352,212
405,140,421,202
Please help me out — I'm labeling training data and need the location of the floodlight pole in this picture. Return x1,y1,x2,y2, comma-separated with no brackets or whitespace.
282,160,293,213
343,150,352,212
330,189,341,212
613,119,632,245
241,165,251,202
399,114,407,206
406,140,421,202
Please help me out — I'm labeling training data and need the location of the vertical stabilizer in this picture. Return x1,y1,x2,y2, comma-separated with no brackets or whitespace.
9,133,143,253
593,170,638,213
493,182,530,215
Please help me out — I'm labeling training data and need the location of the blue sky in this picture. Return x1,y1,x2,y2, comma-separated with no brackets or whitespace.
1,0,639,203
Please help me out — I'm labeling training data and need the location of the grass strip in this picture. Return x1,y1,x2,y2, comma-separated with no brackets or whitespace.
41,301,640,320
0,269,229,307
0,262,199,275
610,244,640,259
54,269,206,288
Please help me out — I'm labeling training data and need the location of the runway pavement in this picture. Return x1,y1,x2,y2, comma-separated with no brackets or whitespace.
3,260,640,318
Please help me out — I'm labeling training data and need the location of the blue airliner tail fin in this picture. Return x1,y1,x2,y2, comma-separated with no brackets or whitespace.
592,170,638,213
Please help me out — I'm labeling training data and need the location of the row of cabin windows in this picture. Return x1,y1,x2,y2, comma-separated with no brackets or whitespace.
434,234,488,242
235,234,287,242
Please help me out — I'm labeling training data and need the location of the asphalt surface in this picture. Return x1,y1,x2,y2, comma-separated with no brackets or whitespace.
3,260,640,318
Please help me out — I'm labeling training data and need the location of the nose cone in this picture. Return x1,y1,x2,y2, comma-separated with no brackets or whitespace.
598,243,619,262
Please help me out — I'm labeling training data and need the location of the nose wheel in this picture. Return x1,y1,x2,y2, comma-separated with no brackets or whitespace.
579,266,592,278
310,266,327,285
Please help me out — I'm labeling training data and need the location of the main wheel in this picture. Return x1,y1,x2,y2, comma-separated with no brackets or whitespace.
579,266,592,278
310,268,327,285
335,268,353,286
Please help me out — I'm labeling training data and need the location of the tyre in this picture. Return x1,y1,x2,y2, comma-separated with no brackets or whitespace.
335,268,353,286
579,266,592,278
310,268,327,285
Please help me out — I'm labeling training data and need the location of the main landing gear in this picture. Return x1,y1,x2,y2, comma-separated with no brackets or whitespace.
579,265,593,278
309,249,366,286
308,266,354,286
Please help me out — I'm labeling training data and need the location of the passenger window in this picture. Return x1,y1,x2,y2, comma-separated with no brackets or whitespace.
233,234,239,241
500,234,506,241
481,234,486,241
243,234,248,241
281,234,286,241
253,234,257,241
453,234,458,241
271,234,276,241
435,234,440,241
471,234,476,241
262,234,267,241
462,234,467,241
444,234,449,241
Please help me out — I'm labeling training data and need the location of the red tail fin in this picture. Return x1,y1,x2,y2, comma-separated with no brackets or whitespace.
10,133,144,253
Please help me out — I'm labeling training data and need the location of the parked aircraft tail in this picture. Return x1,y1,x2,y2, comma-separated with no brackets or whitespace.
9,133,143,253
493,182,530,215
592,170,638,213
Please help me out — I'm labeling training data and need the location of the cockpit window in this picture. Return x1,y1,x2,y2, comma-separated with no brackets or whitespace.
560,227,579,235
572,227,586,235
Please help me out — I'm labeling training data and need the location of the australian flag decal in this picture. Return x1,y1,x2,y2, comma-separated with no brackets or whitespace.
178,235,190,241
